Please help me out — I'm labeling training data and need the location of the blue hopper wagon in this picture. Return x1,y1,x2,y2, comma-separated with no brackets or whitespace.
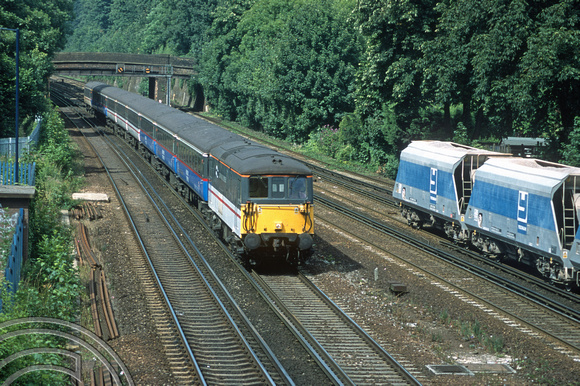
393,141,505,242
465,157,580,285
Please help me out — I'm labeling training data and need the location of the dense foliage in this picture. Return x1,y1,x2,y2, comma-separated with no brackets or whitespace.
0,107,81,319
354,0,580,163
0,0,73,138
200,0,360,142
3,0,579,172
62,0,580,173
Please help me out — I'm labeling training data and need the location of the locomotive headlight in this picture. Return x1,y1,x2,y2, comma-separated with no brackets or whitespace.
275,223,283,231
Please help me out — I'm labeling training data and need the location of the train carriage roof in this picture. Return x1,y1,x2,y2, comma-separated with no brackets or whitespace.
474,157,580,196
401,141,504,173
88,81,144,108
86,82,312,176
89,82,244,152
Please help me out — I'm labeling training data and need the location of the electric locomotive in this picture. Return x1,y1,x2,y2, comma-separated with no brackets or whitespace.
84,81,314,265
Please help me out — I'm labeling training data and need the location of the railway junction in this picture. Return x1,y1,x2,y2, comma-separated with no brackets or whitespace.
49,78,580,385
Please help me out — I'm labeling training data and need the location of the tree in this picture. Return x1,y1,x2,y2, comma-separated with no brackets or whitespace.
511,0,580,149
103,0,157,53
201,0,360,142
141,0,217,57
63,0,111,51
353,0,438,128
0,0,73,137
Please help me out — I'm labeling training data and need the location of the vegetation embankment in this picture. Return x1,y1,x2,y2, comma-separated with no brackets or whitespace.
0,107,83,384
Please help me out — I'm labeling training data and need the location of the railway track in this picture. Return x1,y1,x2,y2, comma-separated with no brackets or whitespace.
315,194,580,361
75,221,119,341
52,77,425,384
52,86,282,385
313,162,580,304
252,271,423,385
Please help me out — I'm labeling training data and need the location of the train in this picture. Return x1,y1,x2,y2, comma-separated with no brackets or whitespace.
393,140,580,288
84,81,314,265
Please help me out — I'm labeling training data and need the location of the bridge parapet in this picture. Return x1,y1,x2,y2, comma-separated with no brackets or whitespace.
52,52,195,78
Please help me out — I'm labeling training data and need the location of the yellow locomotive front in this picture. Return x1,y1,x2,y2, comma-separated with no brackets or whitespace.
241,175,314,264
207,140,314,265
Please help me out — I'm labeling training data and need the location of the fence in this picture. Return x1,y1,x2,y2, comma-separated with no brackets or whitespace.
0,208,24,311
0,118,41,157
0,119,38,311
0,162,36,186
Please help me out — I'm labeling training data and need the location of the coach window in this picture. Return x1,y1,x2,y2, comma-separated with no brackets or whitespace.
249,177,268,198
119,104,126,119
142,119,153,135
128,109,139,127
272,177,285,198
156,128,173,151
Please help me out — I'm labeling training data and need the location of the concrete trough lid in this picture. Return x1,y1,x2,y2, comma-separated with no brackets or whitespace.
72,192,110,202
426,364,474,376
388,281,408,294
464,363,516,374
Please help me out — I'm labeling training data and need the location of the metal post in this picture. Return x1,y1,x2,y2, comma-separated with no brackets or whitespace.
15,28,19,183
166,76,171,106
1,28,19,183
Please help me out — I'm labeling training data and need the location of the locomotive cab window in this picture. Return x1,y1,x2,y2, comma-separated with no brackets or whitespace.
272,177,285,198
249,177,268,198
289,176,307,199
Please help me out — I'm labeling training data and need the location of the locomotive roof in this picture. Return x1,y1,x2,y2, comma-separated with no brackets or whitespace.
401,141,505,172
87,82,311,175
212,140,312,175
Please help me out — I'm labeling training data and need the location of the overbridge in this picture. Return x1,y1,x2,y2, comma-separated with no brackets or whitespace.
52,52,196,104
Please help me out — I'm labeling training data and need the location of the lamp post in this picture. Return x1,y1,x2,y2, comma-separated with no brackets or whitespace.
1,27,19,183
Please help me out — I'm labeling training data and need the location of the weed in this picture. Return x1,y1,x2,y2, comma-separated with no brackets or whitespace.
439,309,450,325
432,332,443,343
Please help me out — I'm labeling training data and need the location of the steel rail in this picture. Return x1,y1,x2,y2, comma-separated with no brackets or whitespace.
51,88,208,385
105,136,276,385
316,194,580,355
